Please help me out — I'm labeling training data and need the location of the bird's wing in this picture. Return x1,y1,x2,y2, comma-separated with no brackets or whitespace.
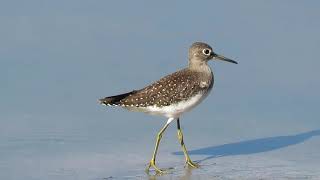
114,69,203,107
99,90,138,106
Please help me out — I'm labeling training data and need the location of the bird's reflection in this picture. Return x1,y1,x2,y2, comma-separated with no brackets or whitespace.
147,166,197,180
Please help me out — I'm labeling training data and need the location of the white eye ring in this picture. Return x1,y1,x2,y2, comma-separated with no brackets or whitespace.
202,49,211,55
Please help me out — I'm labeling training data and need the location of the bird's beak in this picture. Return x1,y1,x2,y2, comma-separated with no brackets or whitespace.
211,52,238,64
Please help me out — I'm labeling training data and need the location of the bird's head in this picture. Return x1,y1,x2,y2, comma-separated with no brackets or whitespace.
188,42,237,65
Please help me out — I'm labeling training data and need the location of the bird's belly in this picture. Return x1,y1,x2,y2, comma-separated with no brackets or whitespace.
144,92,209,118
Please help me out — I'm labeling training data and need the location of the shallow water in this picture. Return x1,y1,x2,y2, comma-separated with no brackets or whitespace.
2,1,320,179
1,109,320,180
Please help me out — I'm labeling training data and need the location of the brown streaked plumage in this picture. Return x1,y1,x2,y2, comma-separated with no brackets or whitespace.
99,68,213,108
98,42,237,174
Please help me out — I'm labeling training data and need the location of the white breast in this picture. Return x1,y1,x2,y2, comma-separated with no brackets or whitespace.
144,91,210,119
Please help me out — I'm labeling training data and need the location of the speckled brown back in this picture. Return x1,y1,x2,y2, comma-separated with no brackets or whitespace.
99,68,213,108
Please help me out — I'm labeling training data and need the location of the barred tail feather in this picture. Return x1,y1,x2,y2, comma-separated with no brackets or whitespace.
99,90,137,106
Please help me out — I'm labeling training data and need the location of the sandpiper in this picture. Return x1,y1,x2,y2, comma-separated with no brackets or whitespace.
99,42,237,174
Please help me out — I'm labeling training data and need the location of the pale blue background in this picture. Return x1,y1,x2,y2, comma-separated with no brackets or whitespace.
1,1,320,179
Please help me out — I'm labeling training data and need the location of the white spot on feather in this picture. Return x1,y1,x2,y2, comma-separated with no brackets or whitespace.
200,81,209,88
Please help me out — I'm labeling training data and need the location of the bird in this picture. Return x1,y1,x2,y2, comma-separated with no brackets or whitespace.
99,42,237,174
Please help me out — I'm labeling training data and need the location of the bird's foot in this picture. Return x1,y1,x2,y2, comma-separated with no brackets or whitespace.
145,160,166,175
186,160,200,168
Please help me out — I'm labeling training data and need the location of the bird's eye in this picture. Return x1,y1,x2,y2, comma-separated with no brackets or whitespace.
202,49,211,55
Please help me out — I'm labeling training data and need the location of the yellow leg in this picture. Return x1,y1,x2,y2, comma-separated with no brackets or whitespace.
146,121,170,174
177,118,199,168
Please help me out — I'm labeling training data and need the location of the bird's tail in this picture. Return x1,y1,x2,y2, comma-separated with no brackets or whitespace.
99,90,137,106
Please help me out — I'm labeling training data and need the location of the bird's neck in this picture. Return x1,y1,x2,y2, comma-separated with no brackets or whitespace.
188,59,212,74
